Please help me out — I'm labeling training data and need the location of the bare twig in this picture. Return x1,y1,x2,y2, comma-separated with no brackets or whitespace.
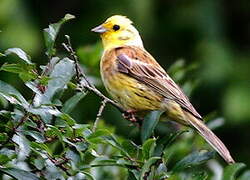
93,99,108,132
62,35,142,126
47,154,71,176
62,35,89,85
62,36,125,112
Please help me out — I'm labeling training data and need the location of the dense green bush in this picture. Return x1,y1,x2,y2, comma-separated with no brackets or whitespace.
0,14,249,180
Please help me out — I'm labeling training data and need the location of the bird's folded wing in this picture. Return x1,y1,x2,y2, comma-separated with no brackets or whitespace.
116,51,202,119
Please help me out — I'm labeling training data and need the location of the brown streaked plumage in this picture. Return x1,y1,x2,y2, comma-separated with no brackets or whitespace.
92,15,235,164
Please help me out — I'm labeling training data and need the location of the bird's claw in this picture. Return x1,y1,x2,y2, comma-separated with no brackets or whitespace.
122,110,138,122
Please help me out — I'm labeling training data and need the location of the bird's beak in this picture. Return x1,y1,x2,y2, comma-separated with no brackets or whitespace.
91,25,107,34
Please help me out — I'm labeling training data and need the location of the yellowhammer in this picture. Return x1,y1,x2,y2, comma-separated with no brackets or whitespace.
91,15,234,163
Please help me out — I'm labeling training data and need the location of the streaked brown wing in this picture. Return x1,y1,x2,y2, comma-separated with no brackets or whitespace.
115,48,202,119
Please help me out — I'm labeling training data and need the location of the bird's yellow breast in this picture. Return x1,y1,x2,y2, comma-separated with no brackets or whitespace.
100,49,162,111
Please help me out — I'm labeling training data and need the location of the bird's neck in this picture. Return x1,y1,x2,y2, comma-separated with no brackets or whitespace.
102,35,144,51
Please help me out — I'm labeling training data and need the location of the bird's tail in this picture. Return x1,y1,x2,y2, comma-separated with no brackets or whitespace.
183,111,235,164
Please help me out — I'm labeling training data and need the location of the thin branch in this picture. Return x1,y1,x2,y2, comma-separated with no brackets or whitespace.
0,113,29,148
62,35,143,125
93,99,107,132
62,35,126,113
47,154,71,176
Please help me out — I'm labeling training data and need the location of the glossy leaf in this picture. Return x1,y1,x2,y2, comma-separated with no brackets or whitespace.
102,135,130,158
23,130,46,143
222,163,246,180
30,142,52,156
27,105,58,123
87,129,110,140
82,171,96,180
34,58,75,105
45,125,63,140
5,48,32,64
191,171,208,180
140,157,161,180
61,92,87,114
0,133,9,142
1,63,37,81
171,151,215,172
154,130,188,157
142,138,156,160
141,111,163,142
0,168,39,180
127,170,140,180
121,139,140,158
33,158,45,170
12,134,31,158
44,14,75,57
0,80,29,107
0,154,11,164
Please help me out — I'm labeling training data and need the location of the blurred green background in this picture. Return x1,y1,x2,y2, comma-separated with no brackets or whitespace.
0,0,250,165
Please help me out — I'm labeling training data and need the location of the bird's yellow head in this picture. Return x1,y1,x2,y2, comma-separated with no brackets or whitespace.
91,15,143,50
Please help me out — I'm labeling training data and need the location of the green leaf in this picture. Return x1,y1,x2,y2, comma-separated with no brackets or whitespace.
30,142,52,156
155,163,169,179
59,113,76,126
46,125,63,140
61,92,87,114
0,148,16,161
27,105,57,123
43,14,75,57
39,76,51,86
0,52,5,57
154,130,188,157
73,124,91,138
171,151,215,172
141,111,163,142
128,169,140,180
0,168,39,180
33,158,45,170
142,138,156,160
0,133,8,142
62,138,88,153
140,157,161,180
40,57,60,74
0,95,8,108
1,63,24,73
121,140,140,158
163,130,188,148
239,170,250,180
1,63,37,81
12,134,31,158
191,171,208,180
82,171,96,180
0,110,11,118
35,58,75,105
102,135,130,158
0,154,11,164
23,130,46,143
0,80,29,107
5,48,32,64
87,129,110,141
222,163,246,180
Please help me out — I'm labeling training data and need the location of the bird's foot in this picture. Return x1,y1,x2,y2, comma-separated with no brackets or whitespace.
123,110,138,122
122,110,143,127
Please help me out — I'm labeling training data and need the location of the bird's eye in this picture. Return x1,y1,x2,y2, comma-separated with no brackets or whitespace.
112,25,120,31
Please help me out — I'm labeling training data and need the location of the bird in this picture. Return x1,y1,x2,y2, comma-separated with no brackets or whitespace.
91,15,235,164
